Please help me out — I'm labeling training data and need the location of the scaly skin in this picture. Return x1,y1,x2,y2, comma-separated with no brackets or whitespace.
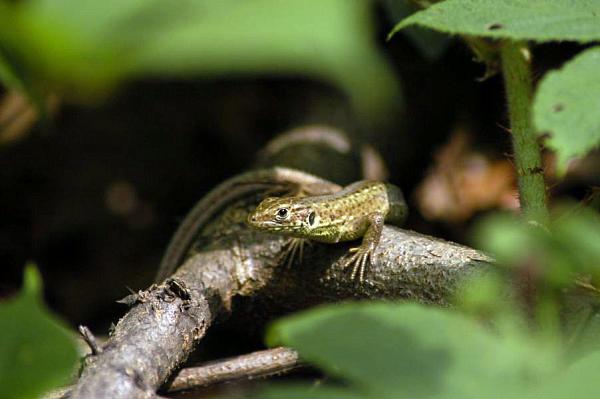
247,181,408,282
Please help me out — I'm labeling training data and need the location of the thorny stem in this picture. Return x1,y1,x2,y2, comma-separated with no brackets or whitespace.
500,41,549,225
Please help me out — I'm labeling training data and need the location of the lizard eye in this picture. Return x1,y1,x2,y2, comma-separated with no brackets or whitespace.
308,211,316,226
275,208,289,220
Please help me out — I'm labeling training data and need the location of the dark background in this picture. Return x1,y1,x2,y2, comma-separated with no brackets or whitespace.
0,6,583,334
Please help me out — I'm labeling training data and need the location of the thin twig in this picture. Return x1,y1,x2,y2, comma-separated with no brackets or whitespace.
78,325,102,355
166,347,301,393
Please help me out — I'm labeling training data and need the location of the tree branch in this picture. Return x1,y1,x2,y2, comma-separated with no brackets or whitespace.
166,347,301,393
68,128,494,398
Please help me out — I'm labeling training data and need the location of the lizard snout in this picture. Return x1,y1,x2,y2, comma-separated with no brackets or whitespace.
247,212,259,226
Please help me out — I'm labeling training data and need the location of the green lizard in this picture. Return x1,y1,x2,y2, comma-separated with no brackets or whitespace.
155,168,340,282
247,181,408,282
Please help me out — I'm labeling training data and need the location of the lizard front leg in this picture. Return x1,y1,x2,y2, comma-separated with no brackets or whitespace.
280,238,310,268
341,213,385,282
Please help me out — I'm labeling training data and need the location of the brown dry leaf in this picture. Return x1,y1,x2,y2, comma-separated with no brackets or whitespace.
416,130,519,222
0,90,59,145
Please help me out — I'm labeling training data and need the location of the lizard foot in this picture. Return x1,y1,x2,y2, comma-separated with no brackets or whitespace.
341,245,374,283
280,238,310,268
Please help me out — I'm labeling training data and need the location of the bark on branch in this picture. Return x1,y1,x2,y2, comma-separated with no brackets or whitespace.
69,128,494,398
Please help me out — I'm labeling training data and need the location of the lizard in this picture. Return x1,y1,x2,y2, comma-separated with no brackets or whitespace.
246,181,408,282
155,167,340,283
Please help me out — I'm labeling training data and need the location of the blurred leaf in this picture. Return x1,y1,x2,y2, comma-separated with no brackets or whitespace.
473,207,600,284
414,131,518,222
555,206,600,269
533,47,600,170
0,49,25,91
562,287,600,357
265,302,557,399
455,271,509,315
0,264,78,399
529,352,600,399
389,0,600,43
472,213,534,264
132,0,402,124
0,0,401,125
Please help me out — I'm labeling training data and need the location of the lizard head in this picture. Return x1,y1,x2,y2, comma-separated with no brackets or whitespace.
247,197,317,236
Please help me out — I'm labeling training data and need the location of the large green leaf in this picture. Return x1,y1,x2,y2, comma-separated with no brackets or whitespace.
380,0,450,60
533,47,600,169
389,0,600,43
0,264,78,399
0,0,401,124
266,302,557,399
529,352,600,399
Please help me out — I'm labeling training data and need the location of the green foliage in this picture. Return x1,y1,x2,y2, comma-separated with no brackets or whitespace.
251,301,567,399
389,0,600,217
0,264,78,399
389,0,600,42
537,352,600,398
533,47,600,170
246,205,600,399
0,0,401,124
380,0,450,60
473,207,600,285
472,206,600,353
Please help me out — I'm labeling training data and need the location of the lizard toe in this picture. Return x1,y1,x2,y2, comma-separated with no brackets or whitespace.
342,247,374,283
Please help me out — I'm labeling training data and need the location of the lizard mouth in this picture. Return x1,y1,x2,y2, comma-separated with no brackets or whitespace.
246,214,277,229
247,216,297,233
257,221,283,230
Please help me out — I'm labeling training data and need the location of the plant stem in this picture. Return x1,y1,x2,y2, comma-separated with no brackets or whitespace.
500,41,549,224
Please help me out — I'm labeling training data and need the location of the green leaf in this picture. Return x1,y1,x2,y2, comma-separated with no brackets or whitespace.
0,264,79,399
473,207,600,283
562,289,600,357
21,263,43,297
131,0,402,124
389,0,600,43
529,352,600,399
455,272,510,315
0,0,401,125
471,213,537,264
0,51,25,91
380,0,450,60
267,302,557,399
533,47,600,170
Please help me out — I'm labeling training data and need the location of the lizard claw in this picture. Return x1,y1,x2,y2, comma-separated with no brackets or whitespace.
280,238,309,268
341,245,374,283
